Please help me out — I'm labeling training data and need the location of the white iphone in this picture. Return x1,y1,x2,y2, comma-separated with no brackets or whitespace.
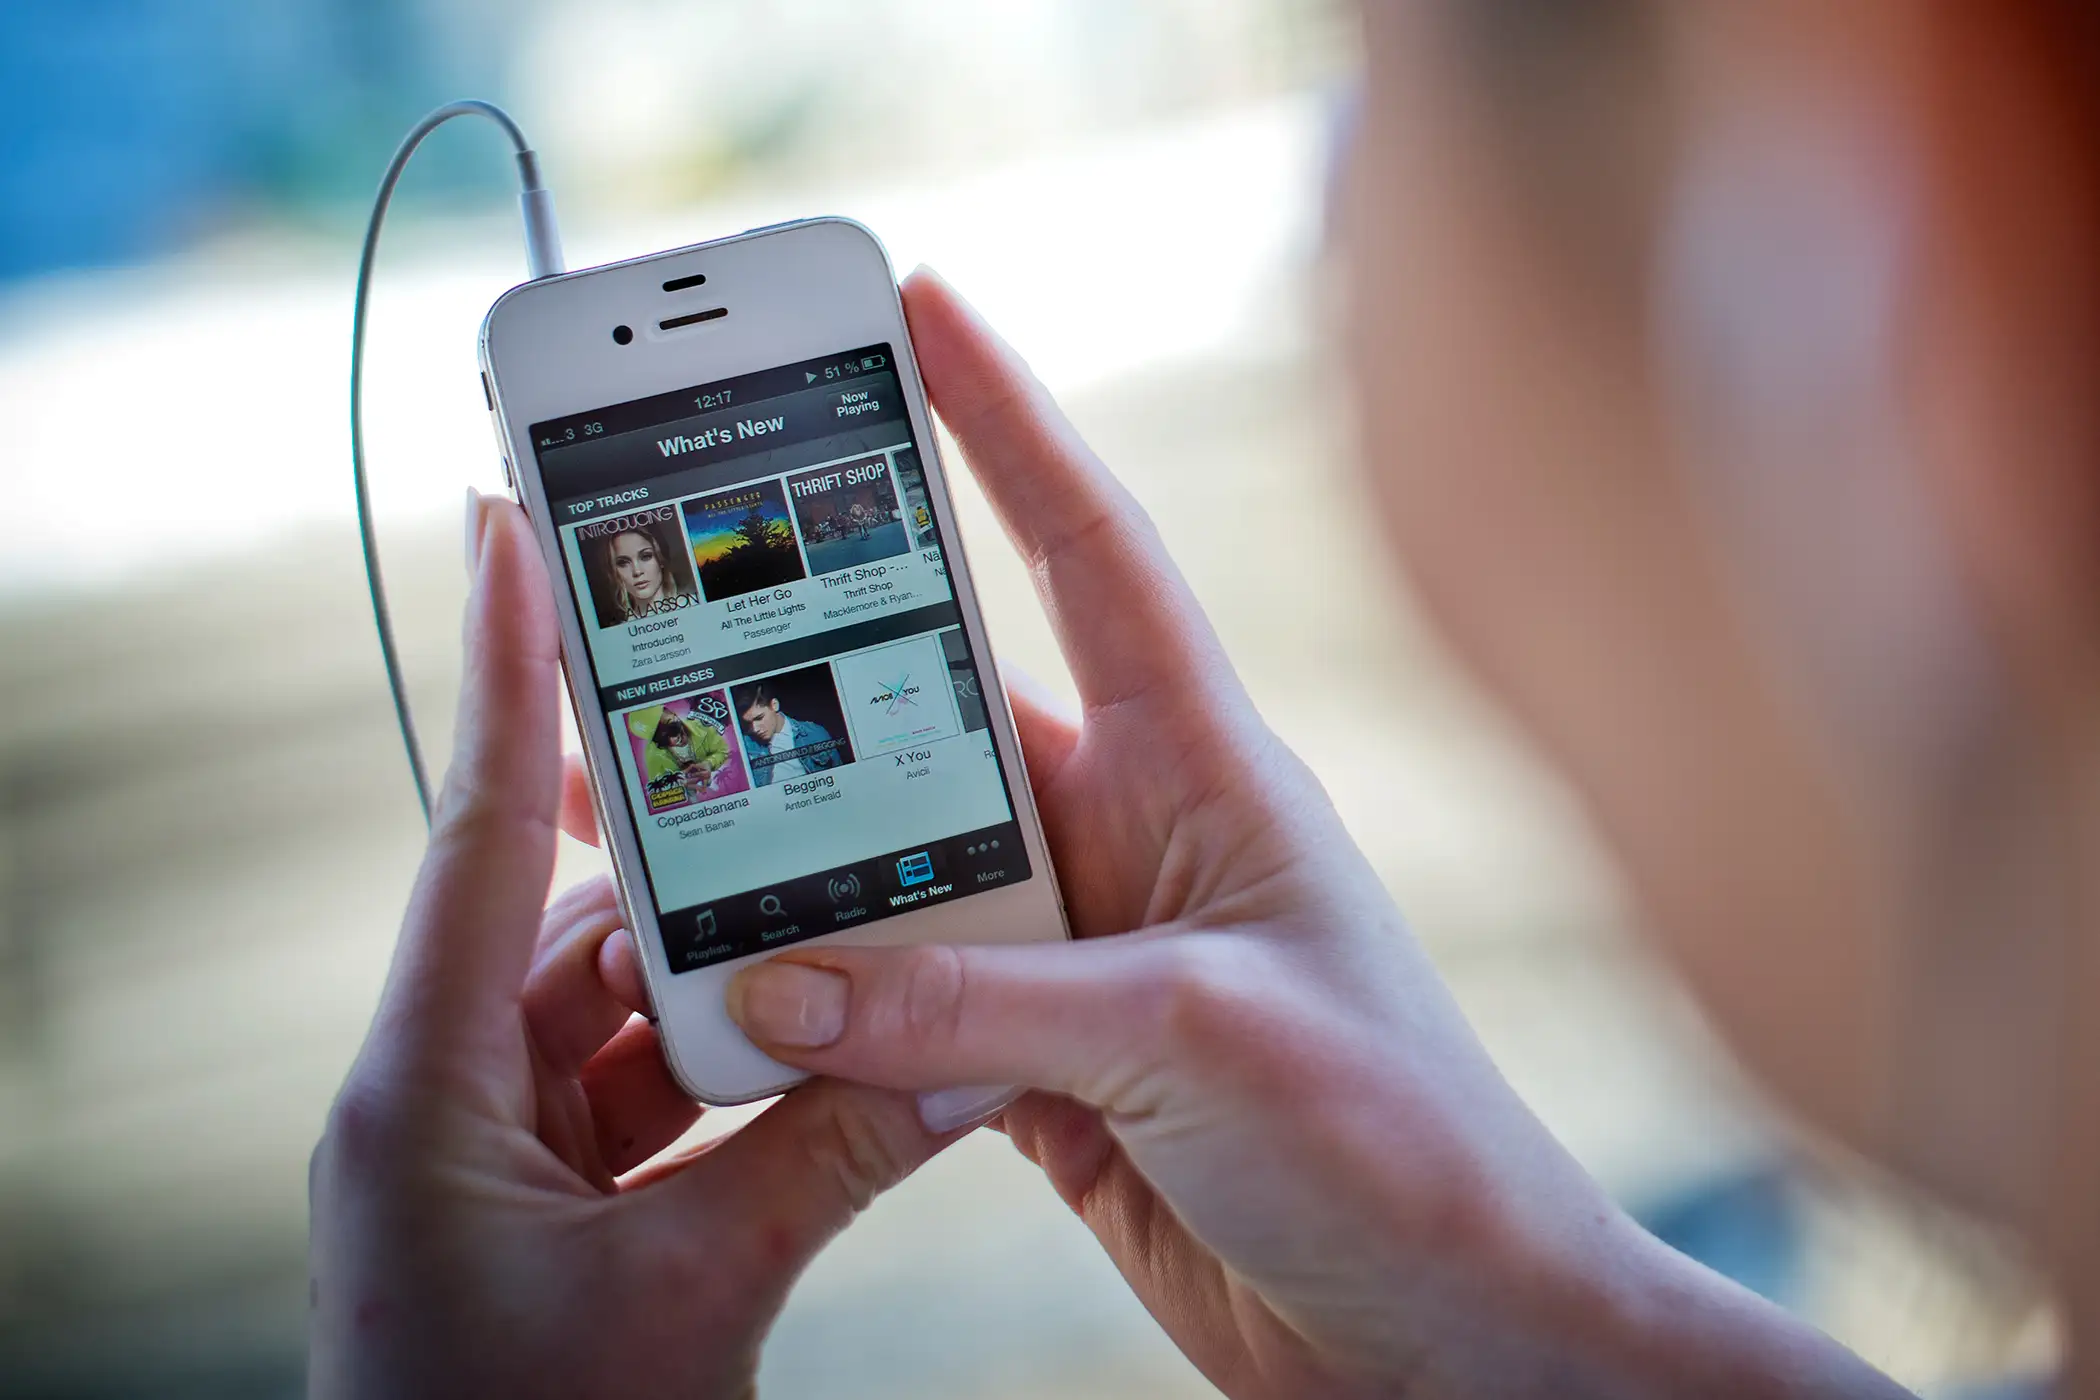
479,218,1069,1104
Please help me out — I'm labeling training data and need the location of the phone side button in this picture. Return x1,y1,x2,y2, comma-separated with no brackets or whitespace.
500,455,517,496
480,371,495,410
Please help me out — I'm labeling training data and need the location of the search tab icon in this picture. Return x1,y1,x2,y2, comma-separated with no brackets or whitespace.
759,894,786,919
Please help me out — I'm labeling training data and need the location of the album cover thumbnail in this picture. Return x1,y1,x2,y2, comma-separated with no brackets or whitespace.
572,505,702,628
729,663,856,787
834,633,961,758
786,454,911,576
624,691,751,813
892,446,938,550
681,479,807,602
940,627,990,734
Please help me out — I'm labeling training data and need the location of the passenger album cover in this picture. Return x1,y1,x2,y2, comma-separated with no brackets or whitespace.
680,479,807,602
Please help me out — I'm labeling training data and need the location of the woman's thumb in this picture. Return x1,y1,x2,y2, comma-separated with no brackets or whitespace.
724,935,1171,1117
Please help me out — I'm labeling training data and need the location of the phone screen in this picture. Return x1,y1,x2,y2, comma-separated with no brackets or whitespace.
530,344,1031,973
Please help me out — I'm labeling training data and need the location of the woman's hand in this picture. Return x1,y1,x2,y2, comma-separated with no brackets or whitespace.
308,496,966,1400
723,271,1915,1399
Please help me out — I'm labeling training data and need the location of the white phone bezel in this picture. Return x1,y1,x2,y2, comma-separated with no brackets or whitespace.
479,218,1069,1105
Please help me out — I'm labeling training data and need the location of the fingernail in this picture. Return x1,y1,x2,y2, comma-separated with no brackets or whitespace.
464,487,489,576
728,962,848,1048
917,1085,1018,1135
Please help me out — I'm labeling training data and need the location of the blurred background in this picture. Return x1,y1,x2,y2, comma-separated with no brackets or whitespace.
0,2,2051,1396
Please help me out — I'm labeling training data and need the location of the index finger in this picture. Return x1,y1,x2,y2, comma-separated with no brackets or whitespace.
372,495,562,1078
903,268,1237,715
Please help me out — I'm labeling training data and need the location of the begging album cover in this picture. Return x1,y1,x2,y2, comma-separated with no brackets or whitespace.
729,663,856,786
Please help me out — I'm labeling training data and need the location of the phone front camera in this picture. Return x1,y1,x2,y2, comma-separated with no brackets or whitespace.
612,324,634,345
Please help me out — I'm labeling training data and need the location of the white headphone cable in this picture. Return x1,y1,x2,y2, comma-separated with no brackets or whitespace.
351,100,565,822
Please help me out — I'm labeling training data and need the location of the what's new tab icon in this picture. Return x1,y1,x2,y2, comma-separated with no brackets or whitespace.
896,851,935,887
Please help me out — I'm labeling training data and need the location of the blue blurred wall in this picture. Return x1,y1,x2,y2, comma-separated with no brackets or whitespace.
0,0,515,282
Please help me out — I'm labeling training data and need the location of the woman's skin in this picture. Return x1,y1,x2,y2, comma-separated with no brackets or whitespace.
311,275,1908,1398
315,3,2100,1394
608,529,667,612
308,498,977,1399
721,273,1912,1399
1331,1,2100,1383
